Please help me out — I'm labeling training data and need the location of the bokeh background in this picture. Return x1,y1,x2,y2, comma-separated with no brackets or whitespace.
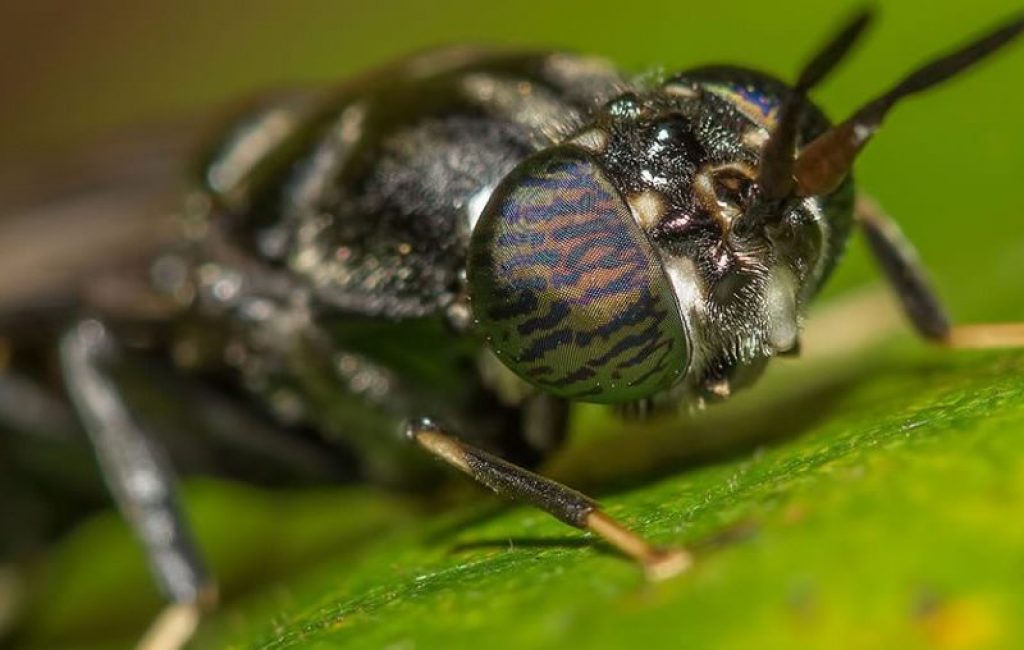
1,1,1023,649
2,0,1023,308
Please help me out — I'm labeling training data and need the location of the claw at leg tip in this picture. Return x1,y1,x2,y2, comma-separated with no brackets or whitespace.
644,547,693,582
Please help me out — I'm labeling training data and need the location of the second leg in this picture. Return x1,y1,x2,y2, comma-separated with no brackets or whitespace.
405,417,691,581
856,195,1024,349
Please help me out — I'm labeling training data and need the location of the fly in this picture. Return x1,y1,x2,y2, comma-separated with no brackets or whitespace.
2,9,1023,650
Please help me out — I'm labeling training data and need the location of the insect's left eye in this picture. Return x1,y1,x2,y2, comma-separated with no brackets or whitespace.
468,146,689,403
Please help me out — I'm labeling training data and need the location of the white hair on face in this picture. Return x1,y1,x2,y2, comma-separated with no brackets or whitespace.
664,256,707,379
764,265,799,353
466,183,496,232
570,128,609,153
626,189,666,230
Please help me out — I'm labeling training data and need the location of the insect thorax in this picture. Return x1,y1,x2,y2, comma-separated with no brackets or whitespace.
161,50,638,475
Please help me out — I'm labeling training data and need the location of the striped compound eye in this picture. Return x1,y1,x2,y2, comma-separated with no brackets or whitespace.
468,147,689,403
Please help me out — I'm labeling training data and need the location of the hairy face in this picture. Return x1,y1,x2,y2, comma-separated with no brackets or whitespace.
568,75,843,399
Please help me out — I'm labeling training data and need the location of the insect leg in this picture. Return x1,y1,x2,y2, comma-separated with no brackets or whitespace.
856,195,1024,348
405,416,690,580
59,319,214,650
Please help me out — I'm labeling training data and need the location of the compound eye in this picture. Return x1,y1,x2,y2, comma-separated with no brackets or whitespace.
468,146,689,403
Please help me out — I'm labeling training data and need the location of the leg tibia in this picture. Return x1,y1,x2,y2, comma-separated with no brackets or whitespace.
857,196,1024,350
405,417,690,580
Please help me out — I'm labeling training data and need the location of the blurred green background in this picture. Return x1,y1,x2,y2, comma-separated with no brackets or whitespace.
2,1,1024,649
2,0,1023,310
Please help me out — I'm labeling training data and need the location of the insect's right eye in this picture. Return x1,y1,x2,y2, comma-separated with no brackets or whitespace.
468,146,690,403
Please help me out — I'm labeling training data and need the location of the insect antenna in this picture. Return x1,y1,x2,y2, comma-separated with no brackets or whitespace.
757,8,874,201
794,14,1024,196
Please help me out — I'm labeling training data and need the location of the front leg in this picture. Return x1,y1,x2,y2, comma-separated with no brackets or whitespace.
60,320,215,650
405,417,690,581
856,195,1024,348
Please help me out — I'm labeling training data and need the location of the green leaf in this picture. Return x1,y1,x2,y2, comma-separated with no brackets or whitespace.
171,347,1024,650
12,340,1024,650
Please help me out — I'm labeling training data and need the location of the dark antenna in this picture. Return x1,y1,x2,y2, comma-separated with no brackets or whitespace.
794,14,1024,196
757,9,874,201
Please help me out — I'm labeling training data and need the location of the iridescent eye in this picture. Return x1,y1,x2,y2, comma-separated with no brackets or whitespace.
468,147,690,403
